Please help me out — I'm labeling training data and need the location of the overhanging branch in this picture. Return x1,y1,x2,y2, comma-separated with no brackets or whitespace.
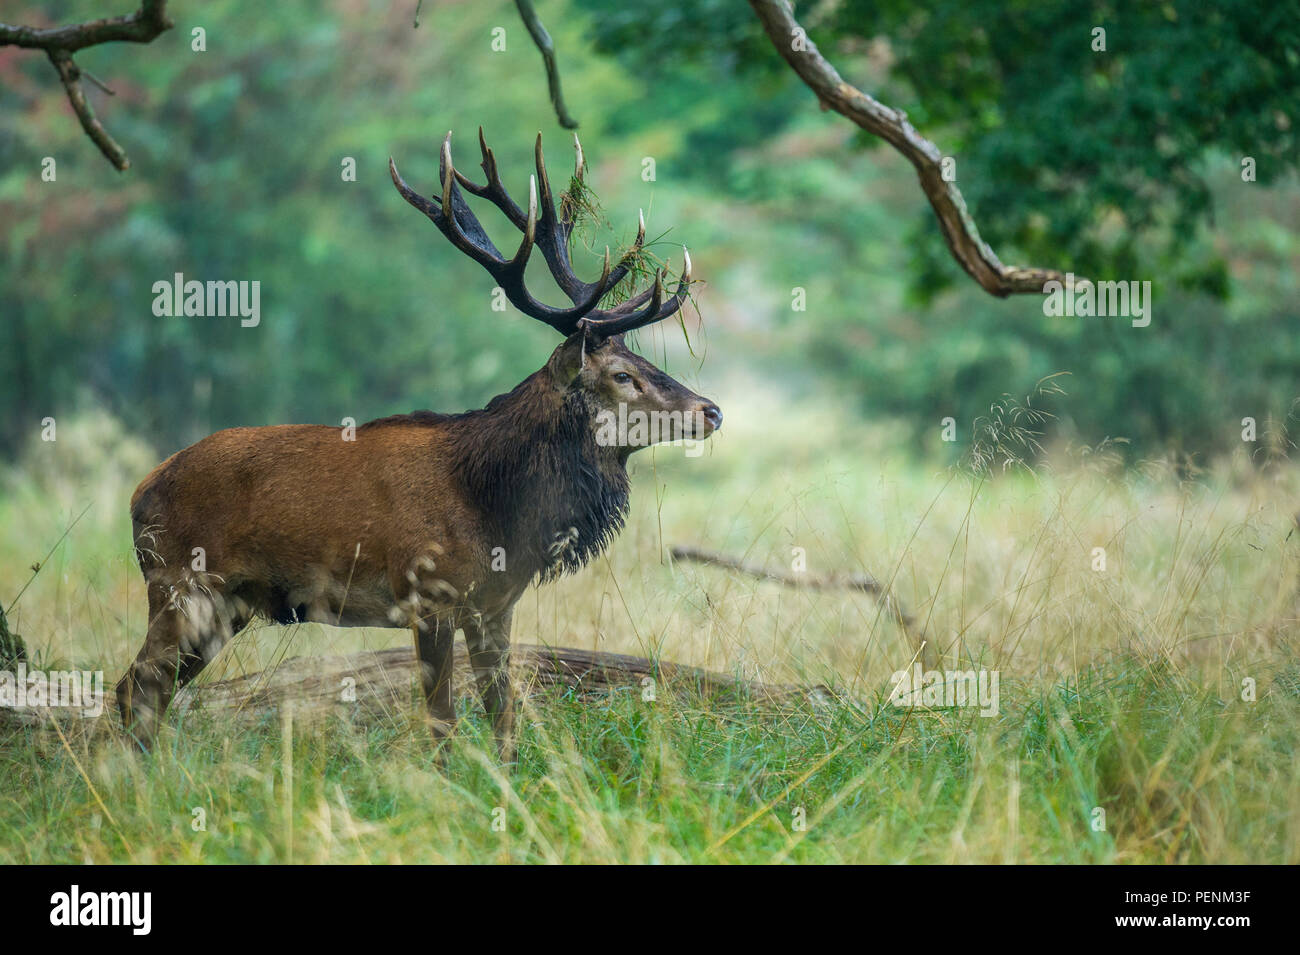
0,0,173,170
749,0,1068,297
515,0,579,129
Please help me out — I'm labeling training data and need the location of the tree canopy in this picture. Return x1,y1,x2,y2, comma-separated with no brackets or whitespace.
2,0,1297,465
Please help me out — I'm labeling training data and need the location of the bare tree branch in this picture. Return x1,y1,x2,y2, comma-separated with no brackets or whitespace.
671,545,930,663
45,49,130,170
515,0,579,129
748,0,1069,297
0,0,174,170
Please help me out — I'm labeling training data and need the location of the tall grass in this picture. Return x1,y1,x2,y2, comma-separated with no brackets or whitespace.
1,394,1297,863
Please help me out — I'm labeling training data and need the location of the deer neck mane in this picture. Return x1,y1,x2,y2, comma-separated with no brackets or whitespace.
448,369,630,582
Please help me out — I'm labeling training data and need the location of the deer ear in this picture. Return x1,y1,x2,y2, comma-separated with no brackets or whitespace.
548,330,590,386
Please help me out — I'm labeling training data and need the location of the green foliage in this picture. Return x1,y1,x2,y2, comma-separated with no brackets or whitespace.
0,1,637,453
843,0,1299,295
1,0,1298,463
579,0,1300,292
572,0,1300,459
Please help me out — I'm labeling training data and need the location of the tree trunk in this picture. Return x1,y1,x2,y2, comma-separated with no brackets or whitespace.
0,606,26,668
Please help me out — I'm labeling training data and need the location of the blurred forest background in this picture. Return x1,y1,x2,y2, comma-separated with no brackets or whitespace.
1,0,1298,464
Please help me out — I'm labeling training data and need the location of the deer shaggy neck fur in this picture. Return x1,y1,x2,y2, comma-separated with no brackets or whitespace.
447,368,630,583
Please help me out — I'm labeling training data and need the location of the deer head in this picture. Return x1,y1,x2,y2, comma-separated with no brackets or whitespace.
389,129,722,453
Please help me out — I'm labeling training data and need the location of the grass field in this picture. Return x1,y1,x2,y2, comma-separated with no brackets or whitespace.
2,389,1299,863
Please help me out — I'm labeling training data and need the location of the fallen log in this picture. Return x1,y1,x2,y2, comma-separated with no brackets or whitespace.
0,643,828,733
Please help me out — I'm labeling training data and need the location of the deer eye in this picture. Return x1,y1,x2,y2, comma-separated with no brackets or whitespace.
612,372,633,385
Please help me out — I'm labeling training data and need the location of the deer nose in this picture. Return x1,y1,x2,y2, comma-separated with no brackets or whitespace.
699,403,723,432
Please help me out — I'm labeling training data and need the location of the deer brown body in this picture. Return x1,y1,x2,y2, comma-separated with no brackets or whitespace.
117,130,720,761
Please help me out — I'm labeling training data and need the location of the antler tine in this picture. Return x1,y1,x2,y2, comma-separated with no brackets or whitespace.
572,246,612,306
434,134,503,266
584,207,648,295
579,269,664,338
526,130,624,308
439,135,454,208
508,174,539,268
388,155,437,218
567,208,647,301
389,150,505,272
476,125,499,188
559,132,587,233
446,127,526,228
645,267,666,317
580,246,694,338
612,208,647,270
535,133,556,227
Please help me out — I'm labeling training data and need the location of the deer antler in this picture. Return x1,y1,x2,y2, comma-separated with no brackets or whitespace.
390,129,692,337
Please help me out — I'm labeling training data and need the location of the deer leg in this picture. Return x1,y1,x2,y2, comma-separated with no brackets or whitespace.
117,578,242,751
412,616,458,754
390,550,461,754
177,588,246,688
463,610,516,765
117,597,179,751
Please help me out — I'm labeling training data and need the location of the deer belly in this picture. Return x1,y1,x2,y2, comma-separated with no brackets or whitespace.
263,571,395,629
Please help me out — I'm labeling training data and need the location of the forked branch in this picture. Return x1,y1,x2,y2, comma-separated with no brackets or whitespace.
0,0,173,170
748,0,1068,297
671,544,929,661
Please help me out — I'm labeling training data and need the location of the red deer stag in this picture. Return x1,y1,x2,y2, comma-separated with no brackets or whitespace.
118,129,721,762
